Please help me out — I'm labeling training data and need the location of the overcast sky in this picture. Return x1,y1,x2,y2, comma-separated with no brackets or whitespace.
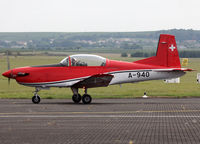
0,0,200,32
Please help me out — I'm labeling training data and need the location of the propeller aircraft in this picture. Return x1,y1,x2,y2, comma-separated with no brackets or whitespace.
2,34,192,104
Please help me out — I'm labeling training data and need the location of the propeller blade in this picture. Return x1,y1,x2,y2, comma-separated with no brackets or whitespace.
10,70,13,78
6,51,11,86
8,78,10,85
6,50,10,70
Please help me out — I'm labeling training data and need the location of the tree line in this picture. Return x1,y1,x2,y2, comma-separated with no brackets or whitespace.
121,51,200,58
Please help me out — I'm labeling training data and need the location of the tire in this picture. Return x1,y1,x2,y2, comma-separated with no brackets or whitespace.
82,94,92,104
32,95,41,104
72,94,82,103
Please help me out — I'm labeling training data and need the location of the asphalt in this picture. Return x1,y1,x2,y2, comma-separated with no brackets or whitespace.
0,98,200,144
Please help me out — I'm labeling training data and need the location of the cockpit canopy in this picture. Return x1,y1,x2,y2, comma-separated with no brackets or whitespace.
60,54,106,66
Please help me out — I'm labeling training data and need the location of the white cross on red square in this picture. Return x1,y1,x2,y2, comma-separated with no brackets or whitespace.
169,44,176,51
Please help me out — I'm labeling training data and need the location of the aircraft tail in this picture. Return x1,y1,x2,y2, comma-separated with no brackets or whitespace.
134,34,181,68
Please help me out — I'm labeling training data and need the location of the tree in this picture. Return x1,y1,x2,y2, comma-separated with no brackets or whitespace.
120,42,143,49
130,52,143,57
5,50,12,56
121,53,128,57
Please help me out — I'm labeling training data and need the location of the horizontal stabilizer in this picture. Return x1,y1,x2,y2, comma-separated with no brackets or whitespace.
154,68,193,72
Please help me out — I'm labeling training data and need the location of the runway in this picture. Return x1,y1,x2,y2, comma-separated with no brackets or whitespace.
0,98,200,144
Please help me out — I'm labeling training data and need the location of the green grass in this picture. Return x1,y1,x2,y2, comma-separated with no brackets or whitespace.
0,53,200,99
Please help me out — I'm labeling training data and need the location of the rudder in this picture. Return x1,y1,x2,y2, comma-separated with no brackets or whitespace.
134,34,181,68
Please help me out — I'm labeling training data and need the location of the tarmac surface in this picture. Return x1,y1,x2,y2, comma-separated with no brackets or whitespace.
0,98,200,144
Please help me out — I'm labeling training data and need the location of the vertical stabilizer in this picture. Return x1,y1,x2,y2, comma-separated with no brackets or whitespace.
134,34,181,68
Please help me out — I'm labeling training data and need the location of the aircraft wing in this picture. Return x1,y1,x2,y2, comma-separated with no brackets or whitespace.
72,74,114,88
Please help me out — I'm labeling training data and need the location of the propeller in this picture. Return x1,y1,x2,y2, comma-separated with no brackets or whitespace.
6,50,11,85
4,51,28,85
6,51,10,70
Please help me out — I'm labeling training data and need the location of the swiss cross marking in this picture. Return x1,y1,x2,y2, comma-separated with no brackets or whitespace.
169,44,176,51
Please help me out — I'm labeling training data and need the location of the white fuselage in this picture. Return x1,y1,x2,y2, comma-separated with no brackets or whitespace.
109,69,185,85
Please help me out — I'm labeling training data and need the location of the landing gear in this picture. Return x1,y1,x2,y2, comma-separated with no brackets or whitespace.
71,87,81,104
32,94,41,104
82,94,92,104
82,88,92,104
71,87,92,104
72,94,82,103
32,88,41,104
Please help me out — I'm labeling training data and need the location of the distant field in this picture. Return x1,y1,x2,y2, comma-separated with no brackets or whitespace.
0,53,200,99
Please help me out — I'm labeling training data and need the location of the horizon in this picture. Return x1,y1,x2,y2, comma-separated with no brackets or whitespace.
0,28,199,33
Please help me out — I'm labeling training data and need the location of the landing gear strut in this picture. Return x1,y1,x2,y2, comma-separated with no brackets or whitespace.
32,88,41,104
71,87,92,104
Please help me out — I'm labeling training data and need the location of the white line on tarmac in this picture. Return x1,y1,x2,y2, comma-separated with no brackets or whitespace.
0,109,200,115
0,115,200,118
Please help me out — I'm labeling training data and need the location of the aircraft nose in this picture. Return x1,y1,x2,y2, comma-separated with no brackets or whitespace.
2,70,11,78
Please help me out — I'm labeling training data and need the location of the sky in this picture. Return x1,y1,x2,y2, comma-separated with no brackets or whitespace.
0,0,200,32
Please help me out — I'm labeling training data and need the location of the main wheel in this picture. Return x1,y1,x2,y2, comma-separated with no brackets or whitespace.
32,95,41,104
72,94,82,103
82,94,92,104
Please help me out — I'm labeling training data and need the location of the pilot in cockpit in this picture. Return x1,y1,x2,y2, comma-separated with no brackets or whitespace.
71,57,77,66
71,57,88,66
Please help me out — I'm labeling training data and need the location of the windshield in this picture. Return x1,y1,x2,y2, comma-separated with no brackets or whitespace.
60,57,69,66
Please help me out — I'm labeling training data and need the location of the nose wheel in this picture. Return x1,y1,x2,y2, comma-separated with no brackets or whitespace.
32,88,41,104
32,94,41,104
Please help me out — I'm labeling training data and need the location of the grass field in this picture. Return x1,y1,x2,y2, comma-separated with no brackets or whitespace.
0,53,200,99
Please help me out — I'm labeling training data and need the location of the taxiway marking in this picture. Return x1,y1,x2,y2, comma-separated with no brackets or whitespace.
0,109,200,115
0,115,200,118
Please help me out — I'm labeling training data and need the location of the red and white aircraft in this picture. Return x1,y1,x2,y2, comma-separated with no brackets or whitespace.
2,34,192,104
